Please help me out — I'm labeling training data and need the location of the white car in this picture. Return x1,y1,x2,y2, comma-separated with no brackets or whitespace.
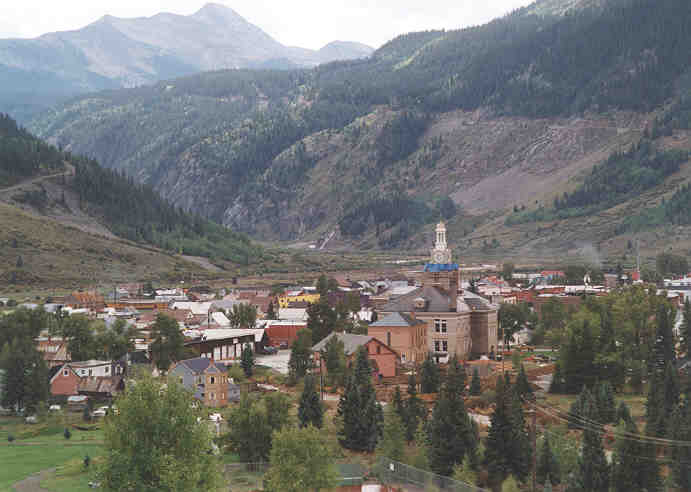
92,406,109,417
48,404,61,412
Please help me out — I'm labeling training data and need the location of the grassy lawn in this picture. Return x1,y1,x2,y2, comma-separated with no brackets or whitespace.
0,416,104,492
40,457,103,492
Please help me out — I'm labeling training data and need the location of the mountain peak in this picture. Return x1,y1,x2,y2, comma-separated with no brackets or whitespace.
192,3,244,22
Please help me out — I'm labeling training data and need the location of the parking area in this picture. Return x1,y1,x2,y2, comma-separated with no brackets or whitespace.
255,349,291,374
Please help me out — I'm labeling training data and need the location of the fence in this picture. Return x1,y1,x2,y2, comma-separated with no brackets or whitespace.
373,458,488,492
225,463,268,491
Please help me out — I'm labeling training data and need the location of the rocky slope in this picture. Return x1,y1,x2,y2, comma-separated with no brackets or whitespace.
28,0,691,263
0,3,373,121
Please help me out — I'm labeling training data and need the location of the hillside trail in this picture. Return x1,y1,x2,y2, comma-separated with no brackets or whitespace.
12,468,55,492
0,164,74,197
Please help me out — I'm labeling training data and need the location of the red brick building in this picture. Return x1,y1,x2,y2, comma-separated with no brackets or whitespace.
312,333,399,379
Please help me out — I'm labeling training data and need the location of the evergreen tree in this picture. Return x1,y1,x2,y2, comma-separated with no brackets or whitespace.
616,401,632,426
420,353,440,393
669,404,691,490
240,345,254,377
681,299,691,356
562,320,596,394
569,386,593,429
404,374,426,442
595,381,616,424
298,375,323,429
611,418,649,492
536,436,560,485
652,303,675,374
484,375,530,488
515,364,534,401
427,370,477,476
549,364,563,394
376,407,406,461
446,354,467,397
392,385,404,419
336,347,383,452
149,314,185,371
571,394,609,492
0,338,49,413
266,300,276,320
288,328,312,381
469,367,482,396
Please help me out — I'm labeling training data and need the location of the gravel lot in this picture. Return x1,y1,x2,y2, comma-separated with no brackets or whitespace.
254,349,291,374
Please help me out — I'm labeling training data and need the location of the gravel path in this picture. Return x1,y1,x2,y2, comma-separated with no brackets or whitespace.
12,468,55,492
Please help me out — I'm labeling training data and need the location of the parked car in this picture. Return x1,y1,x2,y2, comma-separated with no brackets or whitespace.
25,415,38,424
48,404,61,412
261,346,278,355
278,341,289,349
92,406,109,418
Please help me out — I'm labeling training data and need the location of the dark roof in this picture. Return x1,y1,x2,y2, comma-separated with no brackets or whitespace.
369,312,426,327
312,333,373,355
380,286,453,313
179,357,226,374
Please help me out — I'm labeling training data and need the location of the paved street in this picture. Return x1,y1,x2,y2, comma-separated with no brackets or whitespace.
255,349,291,374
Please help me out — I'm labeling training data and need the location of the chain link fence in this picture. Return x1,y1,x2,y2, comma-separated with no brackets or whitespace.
373,458,488,492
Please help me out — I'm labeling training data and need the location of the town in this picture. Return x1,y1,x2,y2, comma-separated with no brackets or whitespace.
3,221,691,491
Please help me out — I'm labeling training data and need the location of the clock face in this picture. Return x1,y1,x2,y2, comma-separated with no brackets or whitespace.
433,251,446,263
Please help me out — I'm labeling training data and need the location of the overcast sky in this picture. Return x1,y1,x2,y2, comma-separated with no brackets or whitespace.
0,0,535,49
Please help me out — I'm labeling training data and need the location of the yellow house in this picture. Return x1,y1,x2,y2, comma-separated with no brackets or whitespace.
277,291,321,308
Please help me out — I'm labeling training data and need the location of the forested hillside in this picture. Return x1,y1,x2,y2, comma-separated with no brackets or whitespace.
29,0,691,255
0,114,260,265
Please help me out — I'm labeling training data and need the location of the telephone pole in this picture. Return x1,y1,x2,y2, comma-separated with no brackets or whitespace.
529,409,537,492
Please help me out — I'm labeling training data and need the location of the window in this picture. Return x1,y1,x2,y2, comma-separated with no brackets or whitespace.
81,369,86,375
387,332,391,347
442,341,448,353
105,366,110,373
401,353,406,362
434,319,447,333
210,392,215,400
210,377,215,384
376,345,381,355
63,369,69,376
88,369,93,376
434,341,441,352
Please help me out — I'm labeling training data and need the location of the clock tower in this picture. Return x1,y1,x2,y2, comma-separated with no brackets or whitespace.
430,222,452,264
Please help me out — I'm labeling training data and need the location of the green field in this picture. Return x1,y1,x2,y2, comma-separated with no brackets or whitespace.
0,416,104,492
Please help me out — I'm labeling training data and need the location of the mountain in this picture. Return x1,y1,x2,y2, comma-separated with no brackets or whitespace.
0,113,277,286
0,3,374,122
28,0,691,264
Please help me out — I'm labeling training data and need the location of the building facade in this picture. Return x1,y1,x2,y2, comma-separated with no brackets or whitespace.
368,312,428,365
380,222,498,361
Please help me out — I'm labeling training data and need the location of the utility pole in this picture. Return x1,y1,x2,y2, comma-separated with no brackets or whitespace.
529,409,537,492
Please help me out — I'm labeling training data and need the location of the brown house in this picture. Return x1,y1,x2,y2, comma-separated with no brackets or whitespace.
312,333,399,379
368,312,428,365
65,291,105,310
50,364,82,396
170,357,232,408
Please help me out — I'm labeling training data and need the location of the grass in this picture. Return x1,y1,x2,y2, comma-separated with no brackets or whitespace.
40,457,103,492
0,416,104,492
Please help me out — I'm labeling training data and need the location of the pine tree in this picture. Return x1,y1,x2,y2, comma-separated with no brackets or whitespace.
549,364,563,393
266,300,276,320
446,354,466,397
427,372,476,476
376,407,406,461
611,419,648,492
404,374,426,442
569,387,593,429
469,367,482,396
681,299,691,357
616,401,632,425
508,389,532,482
337,347,383,452
240,345,254,377
536,436,560,485
660,361,680,435
392,385,405,419
595,381,616,424
571,394,609,492
420,353,440,393
515,364,533,401
652,303,675,374
484,376,525,489
669,404,691,490
298,375,323,429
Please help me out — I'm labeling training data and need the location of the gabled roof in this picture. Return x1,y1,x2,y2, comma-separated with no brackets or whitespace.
312,332,374,355
369,312,426,327
380,286,454,313
178,357,226,375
